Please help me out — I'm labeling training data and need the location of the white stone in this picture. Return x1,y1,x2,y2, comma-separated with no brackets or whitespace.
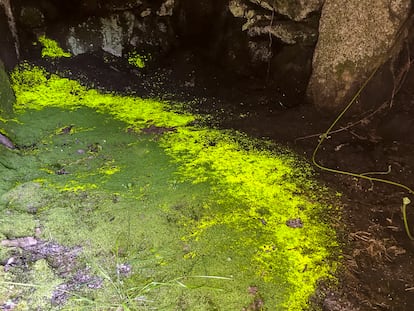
100,15,123,57
67,27,87,56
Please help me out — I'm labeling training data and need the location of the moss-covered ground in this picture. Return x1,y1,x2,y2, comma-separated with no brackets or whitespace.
0,63,340,310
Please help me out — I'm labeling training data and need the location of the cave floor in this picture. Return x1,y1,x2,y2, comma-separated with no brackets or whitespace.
176,51,414,311
1,54,339,310
6,48,414,310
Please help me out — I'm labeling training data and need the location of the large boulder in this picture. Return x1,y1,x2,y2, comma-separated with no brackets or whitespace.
307,0,411,111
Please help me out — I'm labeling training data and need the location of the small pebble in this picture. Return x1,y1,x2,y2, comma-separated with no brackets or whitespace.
286,218,303,228
116,263,132,277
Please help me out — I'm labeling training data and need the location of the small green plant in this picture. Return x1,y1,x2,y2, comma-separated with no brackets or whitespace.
38,35,71,58
128,52,150,69
70,259,233,310
402,197,414,240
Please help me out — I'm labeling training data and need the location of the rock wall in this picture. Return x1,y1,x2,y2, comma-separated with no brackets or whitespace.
0,0,412,111
0,0,19,70
10,0,319,88
227,0,323,100
307,0,412,110
228,0,322,44
12,0,177,61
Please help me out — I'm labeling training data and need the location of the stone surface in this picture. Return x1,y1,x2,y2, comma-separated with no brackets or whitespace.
102,0,143,11
247,20,317,45
248,0,323,21
8,0,176,60
307,0,411,110
0,59,15,115
227,0,320,102
229,0,320,45
66,20,102,56
0,0,19,69
19,6,45,28
157,0,175,16
64,11,171,57
7,0,412,113
100,14,127,57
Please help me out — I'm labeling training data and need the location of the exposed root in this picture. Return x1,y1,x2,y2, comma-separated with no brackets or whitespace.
294,101,389,143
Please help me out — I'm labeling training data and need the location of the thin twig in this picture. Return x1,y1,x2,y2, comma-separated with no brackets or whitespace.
266,4,275,82
294,101,388,143
390,42,413,107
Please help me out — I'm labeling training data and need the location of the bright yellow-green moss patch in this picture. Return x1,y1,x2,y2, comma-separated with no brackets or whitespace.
11,63,193,129
128,52,150,69
8,63,340,310
38,35,71,58
160,128,338,310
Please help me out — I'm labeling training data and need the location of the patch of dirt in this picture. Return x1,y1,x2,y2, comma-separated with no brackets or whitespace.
27,45,414,310
1,236,103,308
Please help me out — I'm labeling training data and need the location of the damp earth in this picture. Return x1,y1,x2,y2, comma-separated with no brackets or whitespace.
1,46,414,311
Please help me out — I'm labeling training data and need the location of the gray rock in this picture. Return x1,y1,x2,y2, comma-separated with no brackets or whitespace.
248,0,323,21
286,218,303,228
67,18,103,56
63,9,174,58
66,12,136,57
247,20,317,45
157,0,175,16
0,133,15,149
229,0,320,45
100,14,127,57
307,0,411,110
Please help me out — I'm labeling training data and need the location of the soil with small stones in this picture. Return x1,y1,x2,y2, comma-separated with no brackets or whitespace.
1,237,103,308
25,47,414,310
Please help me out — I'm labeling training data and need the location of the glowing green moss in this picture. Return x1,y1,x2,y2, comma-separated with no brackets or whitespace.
160,128,338,310
38,35,71,58
11,63,193,129
9,63,340,310
127,52,150,69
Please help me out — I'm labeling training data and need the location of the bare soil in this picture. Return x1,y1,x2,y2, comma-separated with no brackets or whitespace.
29,46,414,310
